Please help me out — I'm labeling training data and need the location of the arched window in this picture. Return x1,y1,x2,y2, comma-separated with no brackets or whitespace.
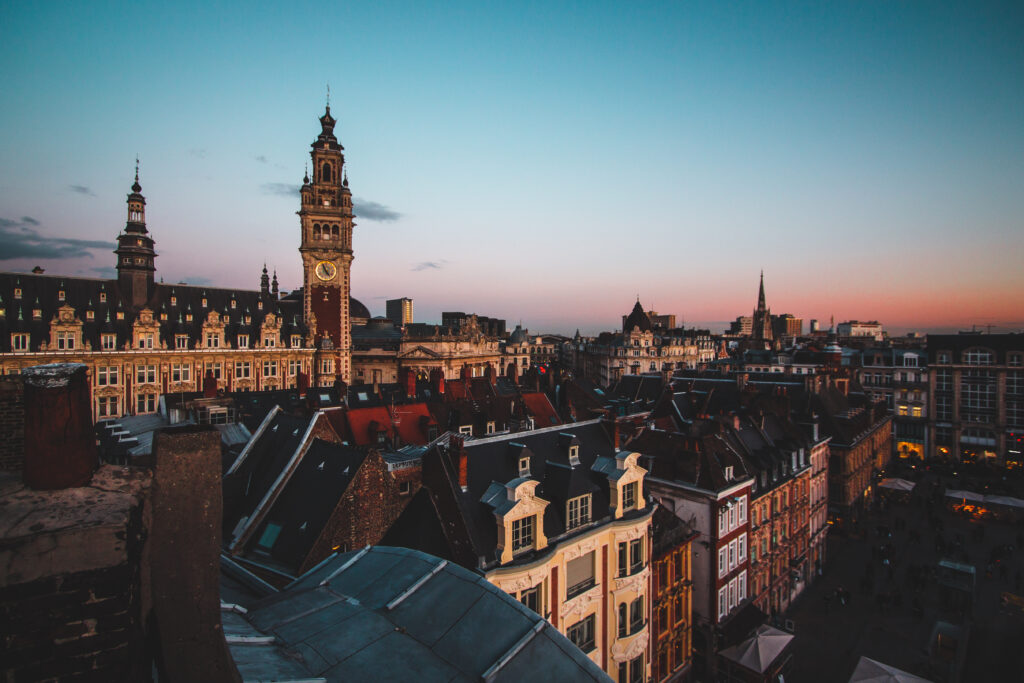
313,224,321,239
321,162,331,182
618,603,628,637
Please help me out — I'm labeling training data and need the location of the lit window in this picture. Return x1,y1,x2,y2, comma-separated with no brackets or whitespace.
518,455,530,477
511,515,534,552
171,363,191,383
262,360,278,377
58,290,65,301
99,292,106,302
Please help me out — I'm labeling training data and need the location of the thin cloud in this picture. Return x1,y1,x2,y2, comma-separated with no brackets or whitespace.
189,148,207,159
261,182,300,197
89,267,117,278
354,198,401,222
0,217,112,261
412,260,446,272
255,155,268,163
69,185,95,196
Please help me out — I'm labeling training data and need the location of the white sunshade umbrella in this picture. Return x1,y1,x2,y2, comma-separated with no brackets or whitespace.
848,656,933,682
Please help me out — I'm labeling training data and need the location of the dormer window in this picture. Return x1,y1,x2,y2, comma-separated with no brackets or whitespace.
257,301,263,310
14,288,21,299
116,311,124,320
511,515,535,553
518,456,531,478
237,335,248,348
622,481,638,511
170,296,177,306
201,298,208,308
231,300,237,309
58,290,65,301
291,335,302,348
725,465,734,481
569,445,580,466
567,494,591,530
459,425,473,436
486,421,495,434
86,311,94,321
99,292,106,303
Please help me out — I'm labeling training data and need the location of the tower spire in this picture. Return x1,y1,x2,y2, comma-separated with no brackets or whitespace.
757,270,766,311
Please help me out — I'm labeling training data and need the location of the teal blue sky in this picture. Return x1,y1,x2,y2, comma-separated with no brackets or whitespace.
1,1,1022,335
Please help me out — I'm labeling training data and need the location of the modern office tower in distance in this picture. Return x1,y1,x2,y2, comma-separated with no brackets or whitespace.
386,297,413,326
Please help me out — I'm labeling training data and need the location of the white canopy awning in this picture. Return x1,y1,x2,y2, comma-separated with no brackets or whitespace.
944,489,984,503
848,656,933,682
719,624,793,673
878,478,916,492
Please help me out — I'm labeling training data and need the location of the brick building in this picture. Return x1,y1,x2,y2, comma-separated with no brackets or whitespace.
650,505,697,682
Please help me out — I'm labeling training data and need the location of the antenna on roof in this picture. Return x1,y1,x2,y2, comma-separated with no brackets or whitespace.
326,83,330,108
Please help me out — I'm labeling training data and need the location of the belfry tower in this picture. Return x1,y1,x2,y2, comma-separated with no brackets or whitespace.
299,103,355,384
114,161,157,308
751,270,773,345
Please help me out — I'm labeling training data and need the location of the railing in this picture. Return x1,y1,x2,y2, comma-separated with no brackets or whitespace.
567,577,596,600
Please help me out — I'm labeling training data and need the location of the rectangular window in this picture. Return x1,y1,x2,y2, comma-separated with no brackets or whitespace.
567,494,591,530
319,358,334,374
136,365,156,384
729,540,737,569
567,614,595,654
137,333,154,349
171,363,191,383
235,361,251,379
97,366,119,386
11,333,29,351
629,538,643,574
738,496,747,523
288,360,302,376
263,337,275,347
718,587,727,619
101,333,116,350
738,571,747,601
738,534,747,562
136,394,156,414
566,551,595,599
291,335,302,348
729,505,737,529
718,509,727,536
175,334,188,349
728,578,736,609
629,596,644,632
263,360,278,377
511,515,534,552
206,362,222,379
56,331,75,350
237,335,249,348
519,585,541,614
97,396,118,418
206,333,220,348
718,547,727,578
622,481,638,511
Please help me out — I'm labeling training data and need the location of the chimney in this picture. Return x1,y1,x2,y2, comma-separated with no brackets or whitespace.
400,367,416,398
431,368,445,395
602,412,621,450
22,363,97,490
509,362,519,384
202,369,217,398
485,364,496,386
150,425,242,682
460,364,472,380
297,370,310,395
449,433,468,492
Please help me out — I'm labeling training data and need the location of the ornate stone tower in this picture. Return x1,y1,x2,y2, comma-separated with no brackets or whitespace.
299,104,355,384
114,161,157,309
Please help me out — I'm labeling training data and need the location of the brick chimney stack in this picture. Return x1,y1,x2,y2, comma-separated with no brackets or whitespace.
203,369,218,398
22,363,97,490
430,368,445,395
485,364,496,386
400,367,416,398
449,433,468,492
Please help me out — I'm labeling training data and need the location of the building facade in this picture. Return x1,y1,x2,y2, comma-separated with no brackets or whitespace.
927,334,1024,468
385,297,413,326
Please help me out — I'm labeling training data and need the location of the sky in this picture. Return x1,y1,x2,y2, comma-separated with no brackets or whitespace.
1,1,1022,336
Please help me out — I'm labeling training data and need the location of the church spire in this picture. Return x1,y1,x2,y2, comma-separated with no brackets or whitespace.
757,270,766,311
260,263,270,296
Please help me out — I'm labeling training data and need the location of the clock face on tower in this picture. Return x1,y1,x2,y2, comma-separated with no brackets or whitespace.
314,260,338,281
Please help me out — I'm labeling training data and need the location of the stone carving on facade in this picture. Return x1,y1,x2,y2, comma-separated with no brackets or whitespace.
610,628,649,663
614,523,648,544
562,536,599,562
498,566,549,595
561,585,601,621
612,566,650,595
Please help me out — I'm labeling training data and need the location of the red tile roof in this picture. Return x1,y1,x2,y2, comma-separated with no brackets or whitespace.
521,392,561,428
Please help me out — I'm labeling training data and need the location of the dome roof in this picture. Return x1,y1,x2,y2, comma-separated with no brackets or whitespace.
509,324,527,344
624,300,652,333
350,297,370,319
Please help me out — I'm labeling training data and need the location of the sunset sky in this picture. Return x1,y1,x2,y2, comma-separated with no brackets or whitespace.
1,1,1022,335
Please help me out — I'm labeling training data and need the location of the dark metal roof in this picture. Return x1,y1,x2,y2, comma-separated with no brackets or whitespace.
223,546,611,682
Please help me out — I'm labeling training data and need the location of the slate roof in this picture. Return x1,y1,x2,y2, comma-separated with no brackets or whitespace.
0,271,371,353
624,300,652,332
242,439,367,573
396,419,645,570
222,546,611,682
628,427,751,494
